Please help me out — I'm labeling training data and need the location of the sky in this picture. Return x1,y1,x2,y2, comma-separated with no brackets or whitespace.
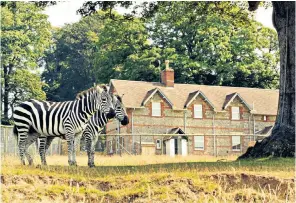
44,1,274,29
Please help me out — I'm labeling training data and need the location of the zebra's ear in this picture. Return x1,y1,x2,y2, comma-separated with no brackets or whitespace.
96,85,103,93
100,85,109,92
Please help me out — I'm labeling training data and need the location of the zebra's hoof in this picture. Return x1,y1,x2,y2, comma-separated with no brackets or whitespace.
28,160,34,166
68,161,77,166
88,163,95,168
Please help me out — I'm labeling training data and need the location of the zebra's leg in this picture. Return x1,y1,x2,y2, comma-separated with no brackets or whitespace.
39,136,55,165
65,128,75,166
24,134,38,165
72,133,82,166
90,135,99,167
17,128,30,165
39,137,47,165
85,135,93,167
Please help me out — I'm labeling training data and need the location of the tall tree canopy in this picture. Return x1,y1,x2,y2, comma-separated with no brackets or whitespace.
1,2,51,124
42,14,104,101
148,2,279,88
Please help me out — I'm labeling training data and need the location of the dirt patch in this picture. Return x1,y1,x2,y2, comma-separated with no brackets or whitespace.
2,173,295,203
206,173,294,198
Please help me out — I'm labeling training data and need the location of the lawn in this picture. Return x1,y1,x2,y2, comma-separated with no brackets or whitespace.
1,155,295,203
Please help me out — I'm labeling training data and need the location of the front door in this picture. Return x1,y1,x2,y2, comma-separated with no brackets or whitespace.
181,139,187,156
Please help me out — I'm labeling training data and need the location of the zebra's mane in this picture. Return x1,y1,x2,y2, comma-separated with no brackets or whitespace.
115,94,122,103
75,87,97,100
75,85,108,100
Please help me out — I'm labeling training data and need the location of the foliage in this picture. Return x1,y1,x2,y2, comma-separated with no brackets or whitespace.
42,14,104,101
1,2,51,123
9,69,47,105
147,2,279,88
94,12,163,83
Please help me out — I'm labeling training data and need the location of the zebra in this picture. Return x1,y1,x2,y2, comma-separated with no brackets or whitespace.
38,94,129,167
83,94,129,167
13,85,115,166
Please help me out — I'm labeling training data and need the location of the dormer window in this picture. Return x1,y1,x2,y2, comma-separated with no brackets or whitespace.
152,102,161,117
231,107,240,120
194,104,203,118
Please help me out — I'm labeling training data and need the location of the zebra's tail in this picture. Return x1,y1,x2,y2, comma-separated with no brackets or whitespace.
13,126,19,144
13,125,18,136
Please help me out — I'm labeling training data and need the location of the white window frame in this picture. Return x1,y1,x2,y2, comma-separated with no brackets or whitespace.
194,136,204,150
232,136,241,151
194,104,203,119
152,102,161,117
231,106,240,120
156,139,161,149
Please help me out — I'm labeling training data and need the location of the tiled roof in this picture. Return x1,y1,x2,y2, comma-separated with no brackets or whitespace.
110,79,279,115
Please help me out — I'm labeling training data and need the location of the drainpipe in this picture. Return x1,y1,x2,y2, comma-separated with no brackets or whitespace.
132,108,135,154
253,115,256,141
212,111,216,157
248,114,251,142
183,110,187,133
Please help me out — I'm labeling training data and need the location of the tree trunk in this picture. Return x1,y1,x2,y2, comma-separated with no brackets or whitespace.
240,2,295,159
3,66,9,121
2,64,13,125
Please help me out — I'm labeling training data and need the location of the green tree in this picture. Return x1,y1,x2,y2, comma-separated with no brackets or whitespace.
1,2,51,124
148,2,279,88
42,14,104,101
94,14,163,83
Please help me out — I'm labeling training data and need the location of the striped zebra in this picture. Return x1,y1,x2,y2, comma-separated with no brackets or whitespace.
39,94,129,167
83,94,129,167
13,85,115,166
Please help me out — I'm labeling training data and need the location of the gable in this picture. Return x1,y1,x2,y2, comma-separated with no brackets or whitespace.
184,91,215,110
142,88,173,108
223,93,251,111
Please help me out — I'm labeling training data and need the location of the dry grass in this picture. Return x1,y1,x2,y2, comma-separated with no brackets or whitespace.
2,154,237,166
1,155,295,203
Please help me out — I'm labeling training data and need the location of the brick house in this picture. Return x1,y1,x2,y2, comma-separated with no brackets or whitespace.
106,61,278,156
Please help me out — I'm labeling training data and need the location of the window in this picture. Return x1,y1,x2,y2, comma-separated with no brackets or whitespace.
152,102,161,116
263,115,267,121
194,104,203,118
156,139,161,149
231,107,240,120
232,136,241,151
194,136,204,150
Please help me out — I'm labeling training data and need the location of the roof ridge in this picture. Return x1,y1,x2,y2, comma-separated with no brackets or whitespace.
111,79,279,91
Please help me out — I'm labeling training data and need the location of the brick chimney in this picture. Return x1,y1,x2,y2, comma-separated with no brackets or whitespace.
161,60,174,87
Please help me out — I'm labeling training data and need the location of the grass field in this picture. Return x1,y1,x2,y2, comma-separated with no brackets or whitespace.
1,155,295,203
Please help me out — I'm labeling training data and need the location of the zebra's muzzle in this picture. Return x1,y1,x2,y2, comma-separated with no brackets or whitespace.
121,116,129,125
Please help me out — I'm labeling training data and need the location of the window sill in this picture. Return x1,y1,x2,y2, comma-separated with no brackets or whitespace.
194,148,204,151
232,149,241,152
